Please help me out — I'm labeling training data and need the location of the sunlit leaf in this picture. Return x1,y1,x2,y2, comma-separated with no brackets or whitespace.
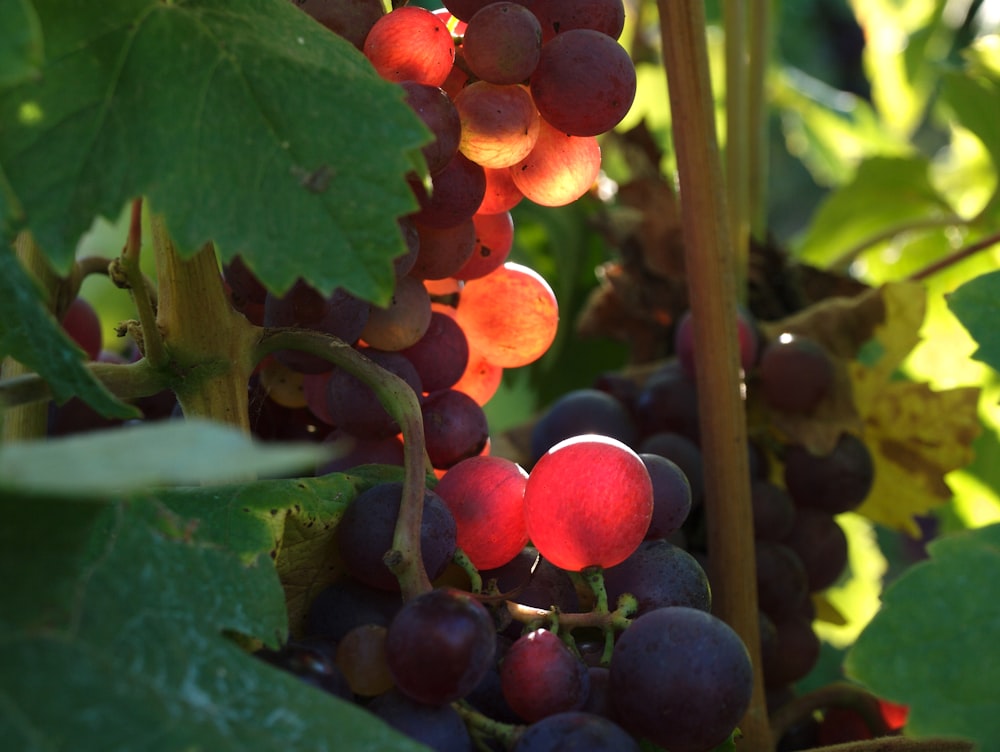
947,268,1000,375
846,523,1000,750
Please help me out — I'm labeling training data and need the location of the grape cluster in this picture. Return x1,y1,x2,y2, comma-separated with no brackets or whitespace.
531,306,877,723
267,425,753,752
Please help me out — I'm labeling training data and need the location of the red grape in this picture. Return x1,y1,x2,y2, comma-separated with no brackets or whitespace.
359,274,432,351
756,332,833,414
478,165,525,214
463,2,543,84
400,81,462,176
524,435,652,571
363,6,456,87
455,262,558,368
528,0,626,42
60,296,103,361
410,152,487,229
434,455,529,569
500,628,590,722
455,82,540,169
291,0,384,50
421,388,490,470
412,219,477,281
529,29,635,136
510,118,600,206
455,210,515,281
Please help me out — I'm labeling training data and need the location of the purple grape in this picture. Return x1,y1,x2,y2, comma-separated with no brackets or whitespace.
639,453,692,539
511,711,640,752
336,482,457,592
603,539,711,616
386,588,497,705
367,689,474,752
609,607,753,752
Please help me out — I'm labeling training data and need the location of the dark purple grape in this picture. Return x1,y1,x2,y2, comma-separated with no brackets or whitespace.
400,310,470,393
603,539,711,616
395,216,421,277
412,219,477,281
609,607,753,752
580,665,616,721
756,333,834,414
761,611,821,688
386,587,497,705
466,636,521,724
500,628,590,722
305,578,403,641
326,348,423,439
223,255,267,313
368,689,474,752
336,482,457,592
315,429,405,475
751,479,796,541
634,361,701,442
530,388,638,465
783,432,874,514
291,0,384,49
637,431,704,504
782,507,849,592
463,2,543,84
639,453,692,539
401,81,462,176
263,279,371,373
254,638,352,700
511,711,640,752
480,546,580,615
409,152,487,229
422,388,490,470
528,0,626,42
755,540,809,620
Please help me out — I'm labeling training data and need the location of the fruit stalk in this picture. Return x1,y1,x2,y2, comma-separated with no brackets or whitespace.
151,214,257,432
255,328,432,600
657,1,771,748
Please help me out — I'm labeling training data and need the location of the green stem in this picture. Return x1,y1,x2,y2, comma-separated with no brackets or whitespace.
2,232,65,442
724,0,750,299
908,229,1000,281
747,0,772,242
656,2,771,749
453,702,521,750
255,327,432,601
0,360,170,412
151,214,256,431
112,199,167,367
830,214,968,272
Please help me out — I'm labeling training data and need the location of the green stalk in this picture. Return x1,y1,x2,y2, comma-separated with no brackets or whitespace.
151,215,257,431
656,1,772,748
725,0,751,299
748,0,772,242
255,328,432,601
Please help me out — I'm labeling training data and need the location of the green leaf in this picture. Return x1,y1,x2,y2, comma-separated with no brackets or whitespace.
0,0,43,88
793,155,955,267
0,496,428,752
845,523,1000,750
0,0,429,304
0,418,332,495
946,269,1000,375
771,67,905,187
154,464,406,635
0,244,137,419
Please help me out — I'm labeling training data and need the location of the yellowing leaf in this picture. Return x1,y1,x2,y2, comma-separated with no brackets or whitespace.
848,281,982,534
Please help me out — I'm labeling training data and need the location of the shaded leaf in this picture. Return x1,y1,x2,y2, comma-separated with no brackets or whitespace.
845,523,1000,750
0,243,137,418
0,418,332,495
0,0,429,304
947,268,1000,375
155,464,407,635
0,0,43,88
0,496,428,752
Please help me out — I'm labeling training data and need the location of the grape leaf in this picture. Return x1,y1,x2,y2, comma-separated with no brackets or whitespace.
794,156,955,267
0,418,331,495
947,269,1000,376
845,523,1000,750
0,495,428,752
0,0,430,304
0,243,137,419
848,283,982,535
0,0,43,88
154,464,406,635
